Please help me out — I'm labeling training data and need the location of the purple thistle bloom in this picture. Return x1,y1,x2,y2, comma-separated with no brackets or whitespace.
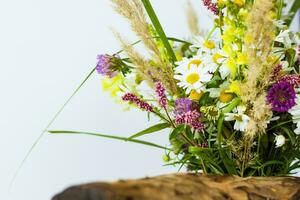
155,82,167,108
96,54,119,78
122,93,154,112
175,98,193,115
267,81,296,112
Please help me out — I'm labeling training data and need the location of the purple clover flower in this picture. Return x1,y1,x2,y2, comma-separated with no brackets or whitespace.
175,98,193,115
96,54,119,78
267,81,296,112
175,110,204,132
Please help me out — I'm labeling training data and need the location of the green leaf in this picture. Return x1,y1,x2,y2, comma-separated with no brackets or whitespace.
281,127,296,145
261,160,284,168
141,0,177,64
127,123,170,140
49,130,169,150
188,146,214,154
222,98,241,113
217,98,240,144
219,148,237,175
286,49,296,68
286,0,300,27
169,124,185,140
167,37,192,46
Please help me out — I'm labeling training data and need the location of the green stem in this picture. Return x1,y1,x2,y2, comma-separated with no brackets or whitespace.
277,0,284,20
141,0,177,64
49,130,170,150
206,25,217,40
217,98,241,145
163,107,175,128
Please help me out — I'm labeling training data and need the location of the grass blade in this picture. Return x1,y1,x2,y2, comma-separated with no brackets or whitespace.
286,0,300,26
11,35,188,189
141,0,177,64
219,148,237,175
10,38,155,188
9,66,96,190
49,130,169,150
127,123,170,140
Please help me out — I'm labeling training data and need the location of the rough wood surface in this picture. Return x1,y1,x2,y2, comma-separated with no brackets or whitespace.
52,173,300,200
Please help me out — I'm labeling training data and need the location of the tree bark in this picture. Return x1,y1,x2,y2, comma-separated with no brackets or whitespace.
52,173,300,200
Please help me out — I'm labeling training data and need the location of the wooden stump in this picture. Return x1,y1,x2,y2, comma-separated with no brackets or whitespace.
52,173,300,200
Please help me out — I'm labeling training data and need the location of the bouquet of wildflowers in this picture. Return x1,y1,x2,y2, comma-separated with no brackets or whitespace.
51,0,300,177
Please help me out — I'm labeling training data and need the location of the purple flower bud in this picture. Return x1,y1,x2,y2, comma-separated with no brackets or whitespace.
122,93,154,112
155,82,167,108
96,54,122,78
202,0,219,15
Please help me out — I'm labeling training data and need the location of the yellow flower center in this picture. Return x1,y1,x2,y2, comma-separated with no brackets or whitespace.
234,115,243,122
219,90,234,103
236,52,247,65
186,73,200,84
189,90,203,100
188,59,202,69
213,53,224,63
203,40,215,49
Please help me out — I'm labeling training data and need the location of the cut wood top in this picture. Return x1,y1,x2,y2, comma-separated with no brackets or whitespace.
52,173,300,200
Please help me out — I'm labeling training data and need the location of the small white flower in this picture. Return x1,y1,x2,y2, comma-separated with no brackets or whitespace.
274,134,285,148
224,106,250,132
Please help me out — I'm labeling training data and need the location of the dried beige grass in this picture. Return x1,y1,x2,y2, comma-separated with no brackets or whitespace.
111,0,162,64
114,31,178,95
111,0,178,95
240,0,276,137
186,1,201,36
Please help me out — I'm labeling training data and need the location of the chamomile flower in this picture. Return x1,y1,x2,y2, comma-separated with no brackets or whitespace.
224,105,250,132
193,36,219,55
175,56,203,74
174,65,213,94
207,81,235,109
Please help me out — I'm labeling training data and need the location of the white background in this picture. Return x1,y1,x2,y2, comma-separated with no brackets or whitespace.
0,0,299,200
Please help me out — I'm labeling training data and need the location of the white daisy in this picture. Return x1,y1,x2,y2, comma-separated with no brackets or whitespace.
224,106,250,132
175,56,203,74
192,36,220,55
174,65,213,94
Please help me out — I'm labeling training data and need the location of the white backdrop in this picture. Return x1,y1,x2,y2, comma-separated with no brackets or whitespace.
0,0,299,200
